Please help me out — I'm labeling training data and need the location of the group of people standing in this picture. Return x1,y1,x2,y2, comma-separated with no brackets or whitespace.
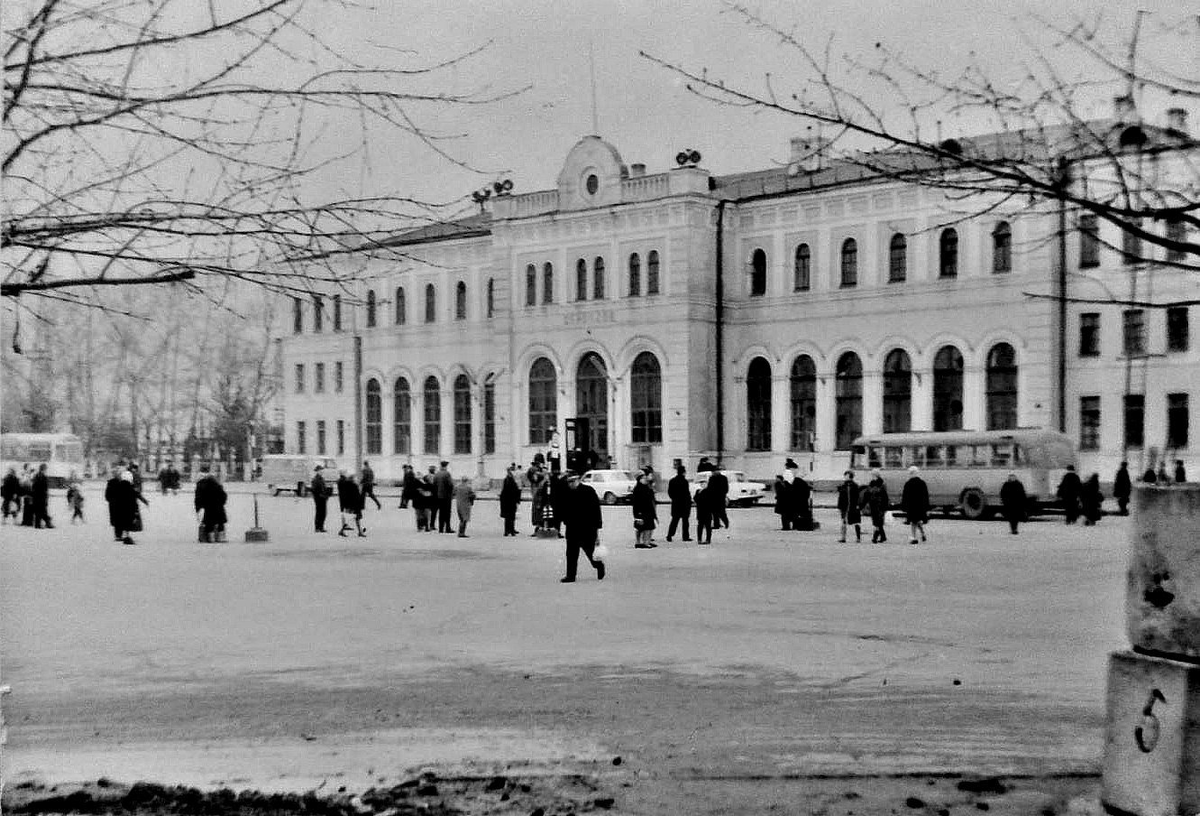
1,463,55,528
836,467,931,544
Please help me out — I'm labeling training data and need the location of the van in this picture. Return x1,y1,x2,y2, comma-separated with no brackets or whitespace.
260,455,338,496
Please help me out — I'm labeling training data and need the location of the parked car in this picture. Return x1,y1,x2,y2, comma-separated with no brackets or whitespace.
580,469,639,505
690,470,767,506
260,454,339,496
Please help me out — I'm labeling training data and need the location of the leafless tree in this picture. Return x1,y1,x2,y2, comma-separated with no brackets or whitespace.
2,0,520,303
643,6,1198,274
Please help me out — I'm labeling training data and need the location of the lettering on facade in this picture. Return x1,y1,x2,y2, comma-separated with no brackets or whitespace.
564,309,616,327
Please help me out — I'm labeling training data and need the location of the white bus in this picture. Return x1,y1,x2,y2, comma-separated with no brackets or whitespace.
1,432,86,489
849,428,1077,519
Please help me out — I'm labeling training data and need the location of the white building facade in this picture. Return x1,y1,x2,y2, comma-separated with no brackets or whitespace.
281,131,1196,484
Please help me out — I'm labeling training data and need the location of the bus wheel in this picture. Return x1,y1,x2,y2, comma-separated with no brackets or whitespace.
960,488,987,520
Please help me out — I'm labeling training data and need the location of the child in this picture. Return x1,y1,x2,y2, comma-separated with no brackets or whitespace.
694,484,713,545
66,477,85,524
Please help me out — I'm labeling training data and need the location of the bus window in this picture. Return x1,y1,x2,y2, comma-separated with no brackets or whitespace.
946,445,961,467
884,446,903,468
868,446,882,468
925,446,943,467
905,447,924,467
1011,444,1023,465
850,445,867,469
990,443,1013,467
969,445,987,467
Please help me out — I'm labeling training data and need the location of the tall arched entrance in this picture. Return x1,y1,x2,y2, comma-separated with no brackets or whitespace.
576,352,609,462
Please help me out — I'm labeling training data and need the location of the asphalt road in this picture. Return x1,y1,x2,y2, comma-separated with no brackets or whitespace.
0,487,1129,814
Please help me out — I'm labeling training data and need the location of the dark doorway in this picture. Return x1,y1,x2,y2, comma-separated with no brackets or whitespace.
575,353,609,462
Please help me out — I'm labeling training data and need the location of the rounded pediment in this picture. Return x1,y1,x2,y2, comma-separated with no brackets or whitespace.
557,136,627,210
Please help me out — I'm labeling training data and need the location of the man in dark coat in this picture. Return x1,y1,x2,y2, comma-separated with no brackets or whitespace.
1112,461,1132,516
860,471,890,543
1175,459,1187,484
707,468,730,530
1057,465,1082,524
311,465,329,532
836,470,862,543
499,463,522,536
1080,473,1104,525
559,471,605,583
400,464,418,509
665,465,692,542
30,463,54,528
434,461,455,533
900,465,930,544
105,466,138,544
1,467,20,523
772,475,793,530
360,460,382,510
1000,473,1027,534
194,466,228,542
337,470,365,537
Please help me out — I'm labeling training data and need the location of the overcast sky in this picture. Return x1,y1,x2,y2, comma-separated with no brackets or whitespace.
312,0,1196,212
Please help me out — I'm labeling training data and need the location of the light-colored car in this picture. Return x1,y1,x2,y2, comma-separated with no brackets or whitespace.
260,454,339,496
580,469,639,505
690,470,767,506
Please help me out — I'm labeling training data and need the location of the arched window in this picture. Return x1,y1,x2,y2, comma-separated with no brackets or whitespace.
365,378,382,455
882,349,912,433
332,294,342,331
628,253,641,297
986,342,1018,430
312,295,323,333
394,286,406,325
746,357,771,451
486,278,494,318
525,264,537,307
647,250,660,294
424,283,436,323
455,281,467,320
840,238,858,287
888,233,907,283
453,374,471,453
366,290,377,328
292,297,303,334
576,259,588,301
992,222,1012,274
932,345,964,431
593,257,605,300
794,244,811,291
528,357,557,445
750,248,767,296
423,376,440,454
393,377,411,454
630,352,662,443
939,228,959,278
835,352,863,450
789,355,816,451
542,263,554,304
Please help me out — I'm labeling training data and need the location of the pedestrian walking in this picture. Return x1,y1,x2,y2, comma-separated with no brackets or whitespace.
632,470,658,549
791,473,814,531
836,470,862,543
454,476,476,537
707,467,730,530
66,473,85,524
665,465,692,542
360,460,382,510
194,466,227,542
528,460,547,535
861,470,889,543
400,464,418,509
559,471,605,583
1081,473,1104,525
105,466,139,544
337,469,365,537
694,485,714,545
311,465,329,532
1000,473,1027,534
1,467,19,523
900,465,929,544
418,466,436,531
499,463,521,536
30,463,54,528
773,475,793,530
434,461,454,533
19,464,34,526
1113,461,1132,516
1057,465,1082,524
1175,459,1187,484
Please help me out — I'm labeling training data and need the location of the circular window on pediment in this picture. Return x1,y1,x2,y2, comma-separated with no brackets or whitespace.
585,173,599,195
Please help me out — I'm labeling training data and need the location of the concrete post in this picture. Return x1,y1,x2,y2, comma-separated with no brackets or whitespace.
1102,484,1200,816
